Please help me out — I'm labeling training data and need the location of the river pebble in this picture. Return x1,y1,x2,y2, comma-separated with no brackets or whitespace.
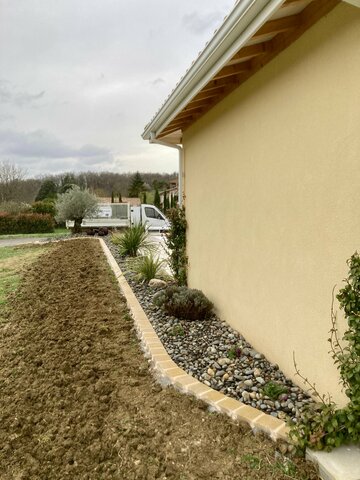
105,238,314,420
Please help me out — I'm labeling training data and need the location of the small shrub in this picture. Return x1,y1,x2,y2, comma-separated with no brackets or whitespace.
153,285,213,320
168,324,185,336
227,345,242,360
32,200,56,217
262,381,288,400
133,254,165,282
115,224,154,257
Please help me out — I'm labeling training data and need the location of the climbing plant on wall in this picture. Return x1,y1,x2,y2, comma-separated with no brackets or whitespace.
290,252,360,451
165,206,187,286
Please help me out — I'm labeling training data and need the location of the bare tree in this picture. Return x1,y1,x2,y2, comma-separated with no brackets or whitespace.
0,161,26,202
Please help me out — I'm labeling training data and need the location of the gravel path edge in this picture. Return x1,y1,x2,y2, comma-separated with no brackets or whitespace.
99,238,290,443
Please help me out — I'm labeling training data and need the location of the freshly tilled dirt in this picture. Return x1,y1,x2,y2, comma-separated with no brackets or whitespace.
0,239,319,479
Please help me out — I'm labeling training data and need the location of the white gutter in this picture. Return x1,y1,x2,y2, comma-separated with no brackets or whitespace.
149,133,184,207
142,0,286,140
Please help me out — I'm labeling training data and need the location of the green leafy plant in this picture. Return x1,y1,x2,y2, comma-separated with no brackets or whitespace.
32,200,56,217
272,458,298,477
241,454,262,470
227,345,242,360
153,285,213,321
168,324,185,337
0,212,54,234
262,381,288,400
154,188,161,209
165,206,187,286
133,254,165,282
290,252,360,451
55,186,98,233
128,172,144,198
113,224,154,257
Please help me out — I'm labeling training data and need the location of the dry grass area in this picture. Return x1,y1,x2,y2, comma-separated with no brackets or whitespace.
0,239,319,479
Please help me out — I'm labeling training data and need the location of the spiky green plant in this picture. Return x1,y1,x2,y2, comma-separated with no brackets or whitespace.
133,254,165,282
114,224,154,257
262,381,288,400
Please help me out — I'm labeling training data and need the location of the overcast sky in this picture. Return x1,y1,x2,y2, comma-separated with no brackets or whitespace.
0,0,234,178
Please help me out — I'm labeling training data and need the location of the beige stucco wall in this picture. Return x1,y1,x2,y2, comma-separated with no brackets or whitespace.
183,2,360,406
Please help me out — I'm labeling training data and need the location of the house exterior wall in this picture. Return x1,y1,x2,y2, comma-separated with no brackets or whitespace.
182,2,360,405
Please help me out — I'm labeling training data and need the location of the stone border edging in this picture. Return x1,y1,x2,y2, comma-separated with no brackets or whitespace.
99,238,289,442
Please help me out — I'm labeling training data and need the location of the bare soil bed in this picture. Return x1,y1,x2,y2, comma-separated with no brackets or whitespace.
0,239,319,479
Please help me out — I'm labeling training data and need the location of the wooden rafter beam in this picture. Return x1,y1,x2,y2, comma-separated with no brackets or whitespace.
161,0,338,139
213,61,251,80
228,43,270,64
178,105,204,115
172,112,197,122
186,97,217,108
253,14,300,38
284,0,311,4
159,126,183,138
250,0,339,72
191,87,225,102
177,0,339,134
168,114,195,125
202,77,241,92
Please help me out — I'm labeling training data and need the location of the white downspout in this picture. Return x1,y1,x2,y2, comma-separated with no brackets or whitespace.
149,132,184,207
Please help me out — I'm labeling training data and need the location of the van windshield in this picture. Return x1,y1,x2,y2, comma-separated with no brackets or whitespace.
145,207,163,220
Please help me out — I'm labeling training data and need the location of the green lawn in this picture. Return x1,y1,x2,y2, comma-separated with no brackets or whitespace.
0,227,70,240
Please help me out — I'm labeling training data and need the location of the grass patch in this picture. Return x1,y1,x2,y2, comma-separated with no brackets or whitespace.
0,271,20,305
0,244,49,321
0,228,69,239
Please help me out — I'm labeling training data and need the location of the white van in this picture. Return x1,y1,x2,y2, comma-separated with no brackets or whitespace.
66,203,170,232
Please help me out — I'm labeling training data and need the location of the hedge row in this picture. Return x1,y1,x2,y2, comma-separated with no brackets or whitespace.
0,213,55,234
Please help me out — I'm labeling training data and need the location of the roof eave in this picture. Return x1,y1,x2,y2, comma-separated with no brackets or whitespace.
142,0,287,141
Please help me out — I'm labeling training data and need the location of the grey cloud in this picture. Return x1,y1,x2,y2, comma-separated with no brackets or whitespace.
77,144,111,158
182,11,223,35
150,78,165,86
0,114,15,123
14,90,45,107
0,128,112,161
0,0,233,176
0,81,45,107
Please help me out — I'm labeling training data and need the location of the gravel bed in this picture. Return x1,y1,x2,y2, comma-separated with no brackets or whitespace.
105,237,314,421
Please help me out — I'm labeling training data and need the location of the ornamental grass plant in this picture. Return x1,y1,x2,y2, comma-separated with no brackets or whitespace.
133,254,166,283
111,224,154,257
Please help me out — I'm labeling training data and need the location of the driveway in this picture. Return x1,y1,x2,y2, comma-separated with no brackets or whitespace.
0,238,49,248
